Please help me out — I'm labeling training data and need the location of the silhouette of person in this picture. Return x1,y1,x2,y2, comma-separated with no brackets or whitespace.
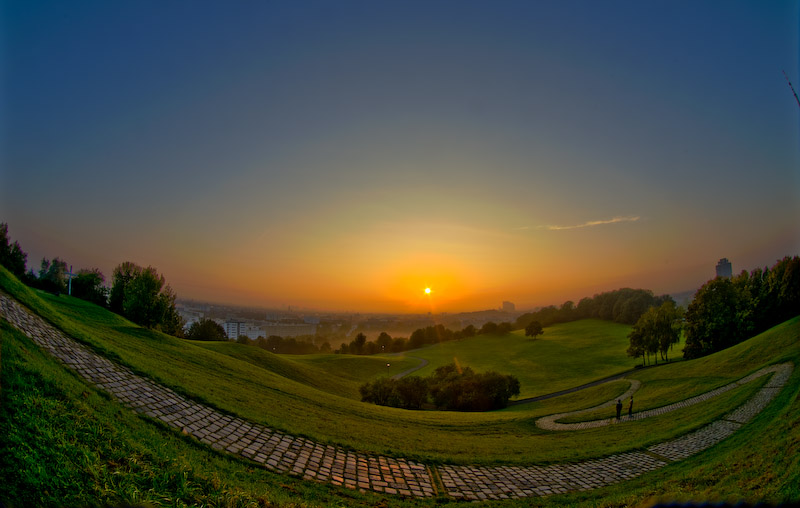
628,395,633,418
615,399,622,420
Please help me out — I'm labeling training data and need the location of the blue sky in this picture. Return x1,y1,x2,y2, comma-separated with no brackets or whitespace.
2,1,798,312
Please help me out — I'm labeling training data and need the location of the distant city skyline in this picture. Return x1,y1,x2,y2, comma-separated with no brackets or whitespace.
2,1,798,313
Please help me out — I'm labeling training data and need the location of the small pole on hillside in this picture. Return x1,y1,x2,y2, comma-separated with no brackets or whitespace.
66,265,75,296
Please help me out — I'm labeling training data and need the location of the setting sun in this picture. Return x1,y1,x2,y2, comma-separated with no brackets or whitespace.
424,287,431,295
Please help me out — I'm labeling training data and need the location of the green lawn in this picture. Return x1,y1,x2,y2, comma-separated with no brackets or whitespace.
2,265,799,506
408,320,637,398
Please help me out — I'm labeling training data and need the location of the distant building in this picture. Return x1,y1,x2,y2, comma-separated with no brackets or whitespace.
223,319,247,340
502,301,516,312
716,258,732,278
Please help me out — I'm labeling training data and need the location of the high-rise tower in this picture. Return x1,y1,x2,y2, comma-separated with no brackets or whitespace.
716,258,732,278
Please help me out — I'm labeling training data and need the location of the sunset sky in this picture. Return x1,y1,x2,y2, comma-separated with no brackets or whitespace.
2,1,799,313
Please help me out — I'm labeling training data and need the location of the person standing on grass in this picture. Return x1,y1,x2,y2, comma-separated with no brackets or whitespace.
628,395,633,418
616,399,622,420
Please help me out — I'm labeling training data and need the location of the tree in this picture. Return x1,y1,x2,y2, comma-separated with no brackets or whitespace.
525,320,543,339
38,257,68,294
683,277,744,359
628,302,683,365
626,326,646,366
72,268,108,307
0,223,28,278
497,322,513,334
109,261,140,314
360,377,395,406
110,261,184,336
479,321,498,335
156,283,184,337
376,332,393,352
655,301,683,361
393,376,428,409
351,332,367,354
390,337,407,352
186,318,228,341
123,265,166,329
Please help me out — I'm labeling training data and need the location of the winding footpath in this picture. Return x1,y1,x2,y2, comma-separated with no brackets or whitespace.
0,292,793,501
390,355,429,380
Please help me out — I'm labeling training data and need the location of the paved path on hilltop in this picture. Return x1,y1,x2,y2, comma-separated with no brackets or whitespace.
0,291,793,502
390,356,429,380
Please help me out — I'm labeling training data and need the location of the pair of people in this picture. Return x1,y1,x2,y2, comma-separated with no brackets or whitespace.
616,396,633,419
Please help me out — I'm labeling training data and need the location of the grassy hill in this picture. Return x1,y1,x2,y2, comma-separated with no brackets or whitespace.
1,266,798,506
408,319,639,398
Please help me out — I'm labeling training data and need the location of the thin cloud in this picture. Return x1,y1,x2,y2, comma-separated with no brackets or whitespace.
540,215,641,231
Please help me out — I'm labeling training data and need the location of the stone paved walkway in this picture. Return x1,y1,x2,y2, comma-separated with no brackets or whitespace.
1,291,793,501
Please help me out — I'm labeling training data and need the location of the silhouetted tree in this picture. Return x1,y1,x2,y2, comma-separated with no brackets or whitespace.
72,268,108,307
109,261,140,314
38,257,68,294
479,321,498,335
525,320,543,338
352,332,367,354
376,332,393,352
0,223,28,278
186,318,228,341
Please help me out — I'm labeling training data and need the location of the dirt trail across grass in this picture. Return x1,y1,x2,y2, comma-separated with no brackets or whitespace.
1,291,792,502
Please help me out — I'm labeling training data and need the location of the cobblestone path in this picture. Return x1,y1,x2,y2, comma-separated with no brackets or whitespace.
0,294,436,498
1,292,793,501
441,362,792,500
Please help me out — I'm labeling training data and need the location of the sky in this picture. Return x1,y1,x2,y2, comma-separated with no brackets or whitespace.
2,1,799,313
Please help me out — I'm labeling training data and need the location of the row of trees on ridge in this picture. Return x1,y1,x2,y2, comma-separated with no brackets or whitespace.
515,288,674,331
337,321,515,355
1,222,184,337
682,256,799,359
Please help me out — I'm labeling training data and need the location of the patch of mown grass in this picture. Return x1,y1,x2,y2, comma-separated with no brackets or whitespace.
192,340,417,399
410,320,636,398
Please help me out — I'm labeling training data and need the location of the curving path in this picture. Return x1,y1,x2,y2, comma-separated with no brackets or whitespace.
0,292,793,501
390,355,429,380
536,364,791,431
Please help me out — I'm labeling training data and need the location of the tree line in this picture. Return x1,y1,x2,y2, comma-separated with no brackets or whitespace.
360,363,520,412
682,256,799,359
515,288,675,331
1,222,184,337
625,256,800,365
337,321,515,355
